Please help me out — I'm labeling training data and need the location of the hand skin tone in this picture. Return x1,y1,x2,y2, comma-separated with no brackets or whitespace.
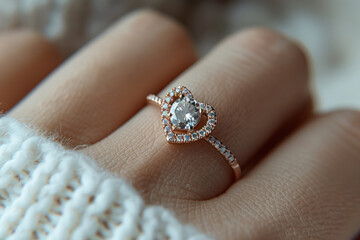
2,10,359,240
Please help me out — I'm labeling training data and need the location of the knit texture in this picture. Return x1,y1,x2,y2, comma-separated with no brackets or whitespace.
0,117,209,240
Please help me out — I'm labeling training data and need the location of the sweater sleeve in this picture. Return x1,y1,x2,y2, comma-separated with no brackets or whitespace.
0,117,210,240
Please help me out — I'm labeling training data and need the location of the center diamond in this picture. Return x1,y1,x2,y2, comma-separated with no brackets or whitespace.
170,97,201,130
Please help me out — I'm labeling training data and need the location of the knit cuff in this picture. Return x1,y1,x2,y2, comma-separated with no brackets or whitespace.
0,117,209,240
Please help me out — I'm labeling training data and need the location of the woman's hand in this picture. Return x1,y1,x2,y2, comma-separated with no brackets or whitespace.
2,10,360,239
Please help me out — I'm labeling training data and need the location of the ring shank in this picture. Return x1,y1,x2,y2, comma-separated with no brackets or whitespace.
147,94,241,181
204,135,241,180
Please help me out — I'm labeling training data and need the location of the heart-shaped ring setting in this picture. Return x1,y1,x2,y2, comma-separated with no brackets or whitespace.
160,86,217,143
147,86,241,180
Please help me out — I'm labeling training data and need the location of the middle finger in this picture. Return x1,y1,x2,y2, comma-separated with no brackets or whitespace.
10,10,195,147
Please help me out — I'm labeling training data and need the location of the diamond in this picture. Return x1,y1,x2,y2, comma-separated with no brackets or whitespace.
182,88,189,95
163,118,169,125
166,133,175,142
175,87,181,93
169,97,201,130
215,141,221,149
176,135,183,142
184,96,192,102
162,103,169,109
199,130,206,137
206,105,212,112
165,97,171,103
208,119,216,125
205,125,212,132
209,136,216,143
209,111,216,118
220,146,227,153
229,156,235,163
165,125,171,132
192,132,198,140
225,150,231,158
169,91,175,97
184,134,191,142
162,111,168,117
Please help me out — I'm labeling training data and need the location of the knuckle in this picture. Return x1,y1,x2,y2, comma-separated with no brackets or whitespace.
327,110,360,144
3,30,59,56
223,27,309,82
125,9,191,42
127,9,168,25
115,9,194,58
227,27,286,46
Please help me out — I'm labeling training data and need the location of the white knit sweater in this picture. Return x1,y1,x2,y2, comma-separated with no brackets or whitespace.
0,117,209,240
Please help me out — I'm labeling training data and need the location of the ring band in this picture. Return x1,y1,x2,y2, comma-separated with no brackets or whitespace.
147,86,241,180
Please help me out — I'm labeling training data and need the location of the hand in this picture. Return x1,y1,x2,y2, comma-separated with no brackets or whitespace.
3,10,360,239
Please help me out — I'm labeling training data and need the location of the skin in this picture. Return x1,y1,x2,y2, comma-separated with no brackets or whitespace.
2,10,360,239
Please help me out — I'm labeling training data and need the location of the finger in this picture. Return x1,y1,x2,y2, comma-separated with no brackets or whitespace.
88,28,311,200
0,30,61,112
213,111,360,239
10,10,196,146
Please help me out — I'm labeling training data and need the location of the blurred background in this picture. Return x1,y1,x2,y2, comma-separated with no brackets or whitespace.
0,0,359,111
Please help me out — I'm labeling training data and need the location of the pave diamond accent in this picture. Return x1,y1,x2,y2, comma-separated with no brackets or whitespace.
220,146,227,154
167,132,175,142
215,141,221,149
205,135,238,166
165,125,171,132
225,150,231,158
176,135,184,143
192,132,198,140
209,119,216,125
163,118,169,125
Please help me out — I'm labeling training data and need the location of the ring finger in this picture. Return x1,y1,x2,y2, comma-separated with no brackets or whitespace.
87,28,311,201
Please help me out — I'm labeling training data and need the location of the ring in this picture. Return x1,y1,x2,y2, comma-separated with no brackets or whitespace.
147,86,241,180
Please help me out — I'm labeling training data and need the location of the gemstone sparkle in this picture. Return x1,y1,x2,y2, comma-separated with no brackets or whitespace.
169,97,201,130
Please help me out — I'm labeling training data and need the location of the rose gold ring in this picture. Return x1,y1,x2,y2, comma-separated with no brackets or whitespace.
147,86,241,181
